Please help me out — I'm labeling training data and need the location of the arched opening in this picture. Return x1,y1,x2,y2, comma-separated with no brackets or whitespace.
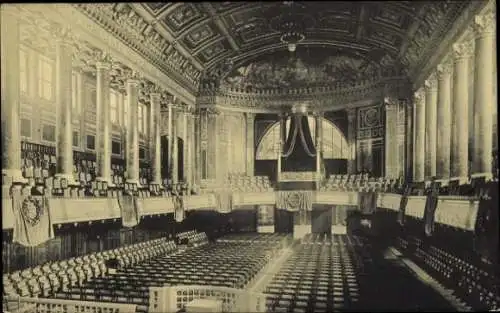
255,116,351,177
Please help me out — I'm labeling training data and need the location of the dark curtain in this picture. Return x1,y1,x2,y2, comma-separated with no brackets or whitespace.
311,206,332,234
161,136,169,180
274,208,294,234
282,115,316,172
177,138,184,182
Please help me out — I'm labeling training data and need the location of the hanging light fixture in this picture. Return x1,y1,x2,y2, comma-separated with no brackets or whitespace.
270,2,313,53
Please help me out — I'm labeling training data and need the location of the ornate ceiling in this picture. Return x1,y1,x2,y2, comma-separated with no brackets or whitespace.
74,1,478,94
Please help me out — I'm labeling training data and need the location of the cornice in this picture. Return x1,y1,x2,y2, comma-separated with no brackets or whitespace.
197,76,410,113
412,0,489,90
33,3,196,105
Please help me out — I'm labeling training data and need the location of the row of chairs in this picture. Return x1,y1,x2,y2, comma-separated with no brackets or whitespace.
3,237,175,301
49,233,284,313
397,235,499,310
321,175,404,193
226,175,273,192
52,239,178,313
264,235,365,313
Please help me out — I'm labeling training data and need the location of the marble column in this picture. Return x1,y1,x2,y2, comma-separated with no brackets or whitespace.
424,76,438,180
96,58,112,185
384,100,399,178
413,90,426,182
246,113,255,176
194,110,201,186
126,76,141,185
55,27,77,185
405,101,414,182
149,91,162,185
183,107,190,184
172,109,178,184
187,108,195,186
472,13,495,178
436,60,453,180
346,108,356,174
167,103,174,182
451,42,473,182
1,7,26,183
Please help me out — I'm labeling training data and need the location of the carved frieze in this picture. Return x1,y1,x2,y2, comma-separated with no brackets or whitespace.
74,3,201,91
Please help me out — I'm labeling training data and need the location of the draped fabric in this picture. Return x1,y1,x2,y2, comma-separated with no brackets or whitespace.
398,186,411,225
358,191,378,214
473,182,499,264
215,190,233,214
282,114,317,172
275,191,313,212
117,193,141,227
423,185,439,236
282,115,316,157
12,192,54,247
174,195,185,222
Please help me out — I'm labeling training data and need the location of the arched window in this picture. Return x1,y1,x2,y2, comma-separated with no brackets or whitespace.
256,116,350,160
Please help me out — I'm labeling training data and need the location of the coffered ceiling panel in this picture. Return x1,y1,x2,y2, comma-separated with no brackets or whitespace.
183,21,219,50
162,3,206,34
74,1,481,93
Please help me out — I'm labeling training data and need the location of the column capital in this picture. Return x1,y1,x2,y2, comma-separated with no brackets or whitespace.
95,51,113,70
245,112,255,120
413,89,425,105
473,13,496,37
424,75,438,91
436,59,453,80
52,24,75,46
124,68,142,84
452,41,473,61
346,108,356,122
150,92,161,103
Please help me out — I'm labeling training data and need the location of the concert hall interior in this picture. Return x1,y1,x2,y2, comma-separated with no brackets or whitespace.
2,2,499,313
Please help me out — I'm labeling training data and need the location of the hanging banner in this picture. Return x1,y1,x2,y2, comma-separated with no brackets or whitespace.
398,185,411,225
174,195,185,222
473,182,499,264
12,190,54,247
275,190,313,212
423,183,439,236
358,191,378,214
117,193,141,228
215,190,233,214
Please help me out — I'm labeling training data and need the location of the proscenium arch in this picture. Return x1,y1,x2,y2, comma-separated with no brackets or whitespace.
256,116,351,160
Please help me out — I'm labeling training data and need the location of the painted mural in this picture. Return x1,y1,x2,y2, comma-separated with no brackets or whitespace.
222,50,380,90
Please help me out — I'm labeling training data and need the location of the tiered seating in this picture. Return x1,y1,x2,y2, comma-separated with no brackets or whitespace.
264,234,364,313
45,238,175,313
3,254,107,300
321,174,403,193
227,174,273,192
49,234,284,313
176,230,209,246
396,236,500,310
20,142,56,187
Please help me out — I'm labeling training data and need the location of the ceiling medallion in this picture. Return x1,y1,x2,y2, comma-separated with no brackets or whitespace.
271,1,314,53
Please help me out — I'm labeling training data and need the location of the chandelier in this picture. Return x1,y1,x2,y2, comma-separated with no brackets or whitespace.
271,2,313,53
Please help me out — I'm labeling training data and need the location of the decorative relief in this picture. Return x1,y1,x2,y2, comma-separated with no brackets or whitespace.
357,105,384,140
75,3,200,91
165,3,201,31
424,75,438,91
473,13,495,36
436,58,453,80
452,41,473,60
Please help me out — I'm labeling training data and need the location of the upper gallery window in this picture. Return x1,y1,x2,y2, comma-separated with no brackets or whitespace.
38,56,53,101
